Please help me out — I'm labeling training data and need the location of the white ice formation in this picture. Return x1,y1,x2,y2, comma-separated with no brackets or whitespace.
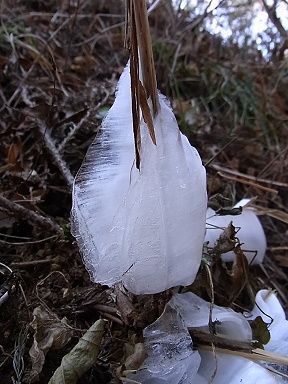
71,64,207,294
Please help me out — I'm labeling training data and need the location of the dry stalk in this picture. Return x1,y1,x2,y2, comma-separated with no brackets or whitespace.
37,120,74,188
127,0,159,169
190,328,288,365
132,0,158,115
58,91,111,153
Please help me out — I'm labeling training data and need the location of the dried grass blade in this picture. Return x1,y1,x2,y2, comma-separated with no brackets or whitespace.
252,206,288,224
133,0,159,116
138,80,156,145
129,0,141,169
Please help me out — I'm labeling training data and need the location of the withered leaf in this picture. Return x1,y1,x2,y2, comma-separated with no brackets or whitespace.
48,319,106,384
230,245,249,301
215,222,236,254
29,307,73,383
6,140,23,172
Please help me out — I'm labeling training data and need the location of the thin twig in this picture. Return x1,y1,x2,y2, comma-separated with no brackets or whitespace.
37,120,74,188
0,195,62,233
210,163,288,188
216,172,278,194
58,92,110,153
10,259,54,268
205,137,238,167
0,234,58,245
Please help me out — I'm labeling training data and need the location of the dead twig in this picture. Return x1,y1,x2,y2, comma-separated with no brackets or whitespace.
210,163,288,188
0,234,58,246
10,259,54,268
0,195,62,233
190,328,288,365
216,172,278,194
58,91,111,153
37,120,74,188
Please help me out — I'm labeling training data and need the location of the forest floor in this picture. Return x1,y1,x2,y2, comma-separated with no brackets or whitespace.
1,1,288,383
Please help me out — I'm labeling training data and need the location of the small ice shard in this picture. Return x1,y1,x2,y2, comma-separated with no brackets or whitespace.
205,199,267,264
131,292,282,383
131,304,201,383
171,292,252,342
71,64,207,294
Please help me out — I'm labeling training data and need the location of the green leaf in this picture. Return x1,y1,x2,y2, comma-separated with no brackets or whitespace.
48,319,106,384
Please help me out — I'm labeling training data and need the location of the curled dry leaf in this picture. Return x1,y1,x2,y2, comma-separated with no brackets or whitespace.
48,319,106,384
29,306,73,383
215,222,237,254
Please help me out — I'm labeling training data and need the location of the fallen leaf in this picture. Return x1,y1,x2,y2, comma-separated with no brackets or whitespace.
5,139,24,172
29,307,73,383
215,222,236,254
48,319,106,384
229,245,249,302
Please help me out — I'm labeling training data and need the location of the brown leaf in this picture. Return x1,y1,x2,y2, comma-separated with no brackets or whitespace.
230,245,249,301
29,307,73,383
5,139,24,172
215,222,237,254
